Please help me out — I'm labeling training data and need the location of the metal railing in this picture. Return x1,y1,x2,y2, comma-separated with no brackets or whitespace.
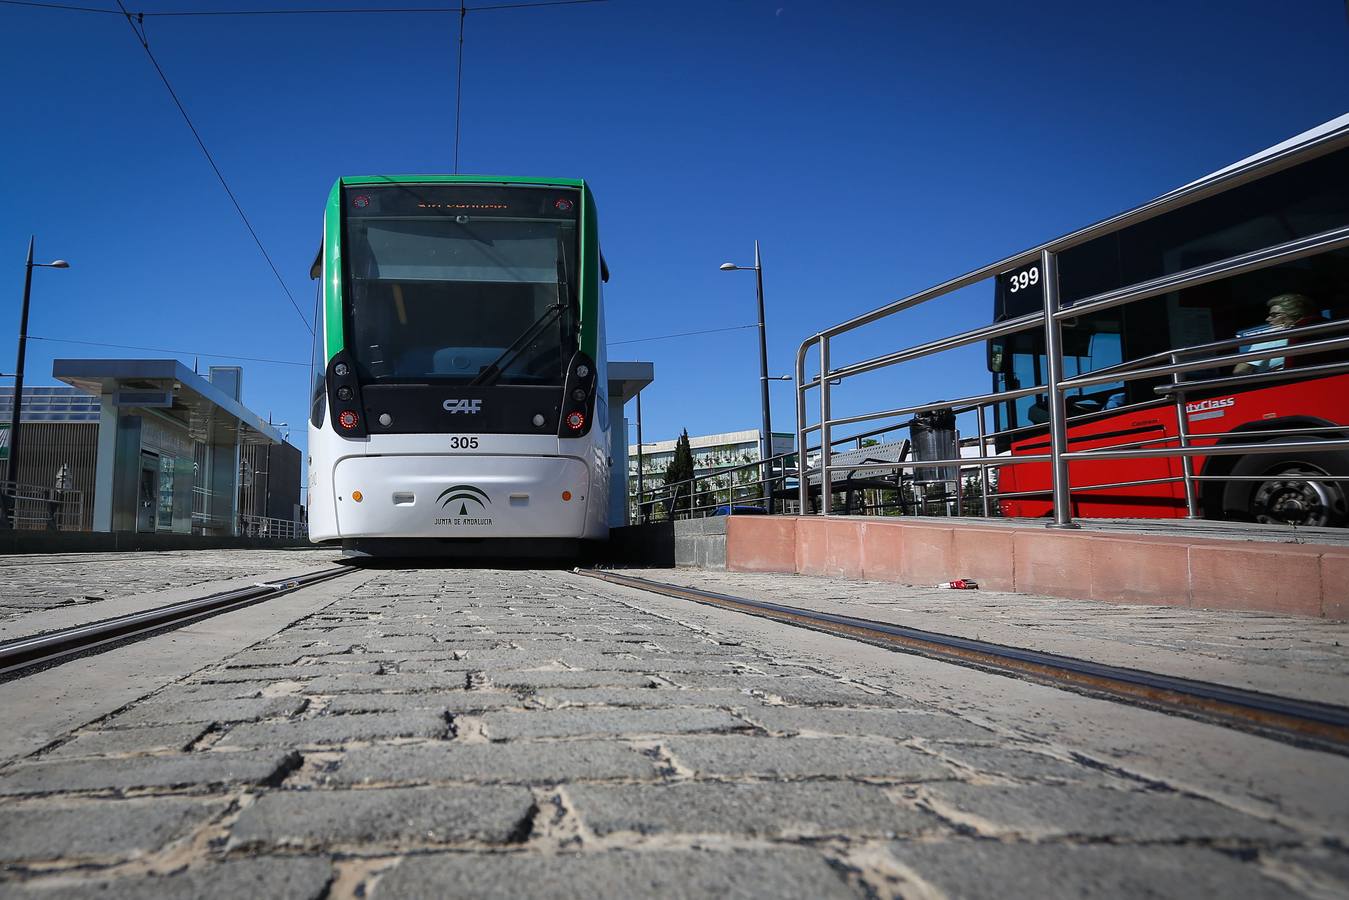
239,514,307,540
0,480,85,532
794,120,1349,528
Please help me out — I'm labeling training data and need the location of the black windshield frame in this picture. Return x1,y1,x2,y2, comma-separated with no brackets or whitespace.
341,183,581,387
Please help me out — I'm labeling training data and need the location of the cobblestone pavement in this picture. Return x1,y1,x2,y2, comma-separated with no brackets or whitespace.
0,549,341,626
0,566,1346,898
614,568,1349,703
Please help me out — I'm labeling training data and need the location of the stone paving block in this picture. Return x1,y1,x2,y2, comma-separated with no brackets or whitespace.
919,783,1293,841
482,671,662,689
0,796,227,862
216,710,450,747
0,750,299,795
569,782,936,838
144,682,269,702
322,691,522,714
531,688,758,708
929,744,1118,783
304,673,470,693
745,708,996,741
371,848,858,899
230,785,535,848
331,740,660,785
103,696,307,728
481,708,749,740
1271,848,1349,892
744,676,918,707
888,840,1290,900
192,666,332,683
7,856,333,900
226,645,354,666
663,735,951,780
44,722,210,759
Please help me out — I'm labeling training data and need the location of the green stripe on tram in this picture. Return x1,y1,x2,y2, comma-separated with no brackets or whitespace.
322,175,599,363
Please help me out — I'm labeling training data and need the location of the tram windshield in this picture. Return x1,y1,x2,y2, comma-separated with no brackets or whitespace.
342,184,580,386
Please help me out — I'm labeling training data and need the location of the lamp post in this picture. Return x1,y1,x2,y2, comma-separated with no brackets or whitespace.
635,391,644,524
3,237,69,529
720,241,775,511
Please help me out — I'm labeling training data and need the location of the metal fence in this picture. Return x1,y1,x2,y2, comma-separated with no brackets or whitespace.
0,480,86,531
792,123,1349,528
239,514,308,540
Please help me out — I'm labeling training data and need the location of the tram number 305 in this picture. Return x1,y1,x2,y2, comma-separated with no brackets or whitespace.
448,436,480,450
1007,265,1040,293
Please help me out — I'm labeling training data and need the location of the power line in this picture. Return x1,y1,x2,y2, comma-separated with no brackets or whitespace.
112,1,313,335
3,0,607,15
29,335,309,367
454,0,466,173
610,324,758,346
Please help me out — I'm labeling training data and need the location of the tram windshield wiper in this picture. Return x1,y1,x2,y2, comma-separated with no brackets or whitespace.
470,235,572,387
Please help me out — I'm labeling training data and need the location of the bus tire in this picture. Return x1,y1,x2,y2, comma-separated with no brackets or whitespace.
1224,440,1349,528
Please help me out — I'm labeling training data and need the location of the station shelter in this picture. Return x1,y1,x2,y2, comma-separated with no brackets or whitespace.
4,359,295,536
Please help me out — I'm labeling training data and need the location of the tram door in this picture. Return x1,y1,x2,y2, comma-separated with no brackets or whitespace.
136,451,159,533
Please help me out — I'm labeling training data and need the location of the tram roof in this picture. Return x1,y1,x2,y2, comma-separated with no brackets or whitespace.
335,175,586,188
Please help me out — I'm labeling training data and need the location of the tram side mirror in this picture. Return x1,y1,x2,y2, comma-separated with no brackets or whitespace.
987,338,1008,374
600,253,610,284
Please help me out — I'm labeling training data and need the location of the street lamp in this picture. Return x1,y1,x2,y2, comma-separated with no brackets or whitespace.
3,237,69,529
719,240,775,511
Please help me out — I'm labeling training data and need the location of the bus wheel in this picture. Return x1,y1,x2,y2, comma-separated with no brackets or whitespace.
1230,450,1349,528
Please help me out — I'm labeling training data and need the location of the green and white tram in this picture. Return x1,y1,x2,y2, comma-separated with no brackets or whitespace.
306,176,611,554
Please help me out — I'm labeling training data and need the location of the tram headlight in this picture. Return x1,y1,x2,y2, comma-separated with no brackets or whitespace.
338,410,360,430
565,411,585,431
337,387,354,401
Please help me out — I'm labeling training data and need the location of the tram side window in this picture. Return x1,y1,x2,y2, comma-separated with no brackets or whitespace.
309,284,325,428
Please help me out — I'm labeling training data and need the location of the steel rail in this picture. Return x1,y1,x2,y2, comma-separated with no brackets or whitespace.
575,569,1349,751
0,565,355,678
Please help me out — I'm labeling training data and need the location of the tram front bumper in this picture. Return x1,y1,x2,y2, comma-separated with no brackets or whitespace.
333,454,592,539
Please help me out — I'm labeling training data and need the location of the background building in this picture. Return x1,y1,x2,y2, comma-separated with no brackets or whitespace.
628,428,795,518
0,361,300,536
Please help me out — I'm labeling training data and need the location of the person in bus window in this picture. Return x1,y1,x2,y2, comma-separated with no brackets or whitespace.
1233,293,1324,375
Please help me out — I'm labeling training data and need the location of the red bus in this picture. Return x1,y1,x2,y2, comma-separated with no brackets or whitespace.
991,116,1349,527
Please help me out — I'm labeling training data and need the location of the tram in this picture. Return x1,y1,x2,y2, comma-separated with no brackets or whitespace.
306,176,611,554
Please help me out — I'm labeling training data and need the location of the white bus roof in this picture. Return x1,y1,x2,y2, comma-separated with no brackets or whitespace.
1178,112,1349,191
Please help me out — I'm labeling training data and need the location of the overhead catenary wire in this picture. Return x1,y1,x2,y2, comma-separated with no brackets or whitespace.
3,0,607,15
28,335,309,368
610,324,758,346
112,0,313,335
454,0,466,173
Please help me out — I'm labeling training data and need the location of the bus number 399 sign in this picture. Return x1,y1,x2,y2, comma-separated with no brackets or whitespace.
1007,265,1040,293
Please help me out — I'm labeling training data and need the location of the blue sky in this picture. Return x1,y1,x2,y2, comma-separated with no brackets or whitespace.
3,0,1347,458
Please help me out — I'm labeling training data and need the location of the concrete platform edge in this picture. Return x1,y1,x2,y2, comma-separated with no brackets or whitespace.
724,516,1349,619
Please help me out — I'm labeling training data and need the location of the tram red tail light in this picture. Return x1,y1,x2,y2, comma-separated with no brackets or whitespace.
565,411,585,431
338,410,360,430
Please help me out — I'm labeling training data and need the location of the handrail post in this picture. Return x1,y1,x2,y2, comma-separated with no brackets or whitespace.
795,338,813,515
1170,353,1201,518
1041,249,1079,529
976,403,991,517
818,336,832,516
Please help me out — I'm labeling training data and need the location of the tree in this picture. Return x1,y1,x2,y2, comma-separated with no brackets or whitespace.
663,429,696,517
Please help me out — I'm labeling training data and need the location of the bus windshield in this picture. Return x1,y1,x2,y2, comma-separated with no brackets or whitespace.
342,184,580,386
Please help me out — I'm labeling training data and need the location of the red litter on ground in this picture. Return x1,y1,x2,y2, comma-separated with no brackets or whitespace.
935,579,979,590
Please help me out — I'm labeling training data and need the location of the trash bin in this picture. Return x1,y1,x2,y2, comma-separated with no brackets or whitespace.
910,408,958,484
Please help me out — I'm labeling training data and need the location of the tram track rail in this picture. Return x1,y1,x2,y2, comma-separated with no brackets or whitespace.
0,566,355,679
575,568,1349,754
